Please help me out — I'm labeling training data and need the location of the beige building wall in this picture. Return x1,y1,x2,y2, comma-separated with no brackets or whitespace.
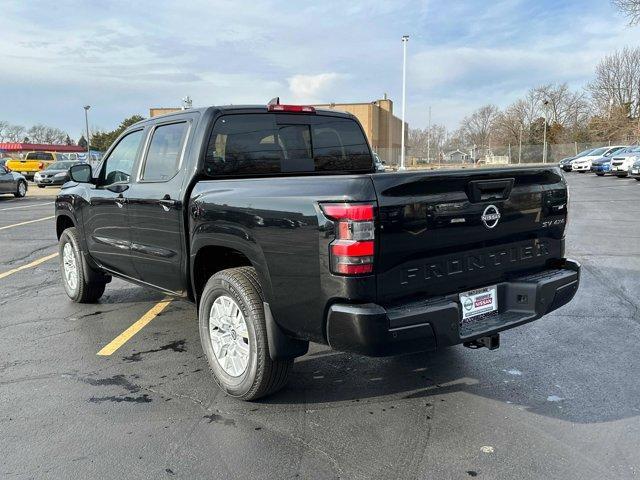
149,107,182,117
312,97,407,165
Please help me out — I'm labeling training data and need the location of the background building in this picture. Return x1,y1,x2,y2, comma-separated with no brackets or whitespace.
150,95,408,165
312,95,407,165
0,142,86,157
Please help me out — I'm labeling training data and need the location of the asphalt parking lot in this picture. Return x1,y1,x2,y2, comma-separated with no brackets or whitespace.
1,173,639,480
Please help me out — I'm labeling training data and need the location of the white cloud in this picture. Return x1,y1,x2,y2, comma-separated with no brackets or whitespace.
287,73,345,103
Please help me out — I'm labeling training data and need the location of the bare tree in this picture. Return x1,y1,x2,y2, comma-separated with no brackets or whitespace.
588,47,640,117
612,0,640,24
534,83,590,128
5,125,26,142
26,124,68,144
408,124,447,160
459,104,499,152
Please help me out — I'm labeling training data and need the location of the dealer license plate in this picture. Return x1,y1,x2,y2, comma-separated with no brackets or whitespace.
459,285,498,321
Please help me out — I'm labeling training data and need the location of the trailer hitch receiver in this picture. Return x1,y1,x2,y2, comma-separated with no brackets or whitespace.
463,334,500,351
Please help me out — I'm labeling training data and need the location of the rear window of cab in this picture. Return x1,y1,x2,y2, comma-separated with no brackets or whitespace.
204,113,373,176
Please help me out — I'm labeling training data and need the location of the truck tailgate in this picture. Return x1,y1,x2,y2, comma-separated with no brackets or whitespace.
372,167,568,303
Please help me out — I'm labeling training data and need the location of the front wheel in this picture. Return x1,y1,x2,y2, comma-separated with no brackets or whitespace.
59,227,106,303
14,180,27,197
198,267,292,400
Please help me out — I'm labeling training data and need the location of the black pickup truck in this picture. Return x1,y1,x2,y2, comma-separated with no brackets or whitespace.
55,102,580,400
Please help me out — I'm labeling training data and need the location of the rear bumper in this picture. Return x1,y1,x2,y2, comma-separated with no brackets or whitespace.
326,259,580,356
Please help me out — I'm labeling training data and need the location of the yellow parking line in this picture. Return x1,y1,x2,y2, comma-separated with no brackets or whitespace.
0,252,59,280
0,215,55,231
97,300,172,356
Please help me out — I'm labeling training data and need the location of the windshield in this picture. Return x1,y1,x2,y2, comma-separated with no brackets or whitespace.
575,149,595,158
604,147,625,156
620,146,640,154
587,147,608,156
46,161,76,170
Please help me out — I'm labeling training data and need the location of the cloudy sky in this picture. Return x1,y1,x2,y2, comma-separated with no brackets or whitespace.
0,0,636,139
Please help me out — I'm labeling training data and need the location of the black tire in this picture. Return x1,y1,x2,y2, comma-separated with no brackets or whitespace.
198,267,292,401
635,178,640,181
59,227,106,303
37,184,46,189
14,180,27,198
596,173,604,176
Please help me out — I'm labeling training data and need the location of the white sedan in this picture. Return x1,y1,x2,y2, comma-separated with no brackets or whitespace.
571,145,626,172
610,146,640,177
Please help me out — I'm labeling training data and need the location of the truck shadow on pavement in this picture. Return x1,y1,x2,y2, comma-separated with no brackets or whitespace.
260,340,640,425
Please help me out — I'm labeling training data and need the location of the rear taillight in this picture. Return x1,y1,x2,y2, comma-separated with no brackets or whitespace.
321,203,375,275
38,162,44,170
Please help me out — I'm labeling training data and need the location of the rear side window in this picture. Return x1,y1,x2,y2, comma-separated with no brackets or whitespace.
204,113,372,176
142,122,189,181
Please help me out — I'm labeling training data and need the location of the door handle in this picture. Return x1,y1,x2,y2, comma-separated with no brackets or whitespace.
159,197,177,211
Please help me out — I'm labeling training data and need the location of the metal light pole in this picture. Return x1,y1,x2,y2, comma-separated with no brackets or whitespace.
399,35,409,171
427,105,431,163
518,123,523,164
83,105,91,159
542,100,549,163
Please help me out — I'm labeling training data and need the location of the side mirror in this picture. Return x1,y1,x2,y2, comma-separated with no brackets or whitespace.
106,183,129,194
69,163,93,183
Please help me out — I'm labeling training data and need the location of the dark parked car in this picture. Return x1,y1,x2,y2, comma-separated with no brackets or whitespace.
591,157,612,176
558,156,575,171
630,159,640,181
0,165,28,197
55,102,580,400
559,148,594,172
34,161,80,187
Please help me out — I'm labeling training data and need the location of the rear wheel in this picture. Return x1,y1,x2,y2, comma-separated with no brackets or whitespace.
37,184,46,189
596,173,604,176
14,180,27,198
198,267,292,400
59,227,106,303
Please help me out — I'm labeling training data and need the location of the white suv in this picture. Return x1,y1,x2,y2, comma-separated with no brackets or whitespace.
571,145,626,172
610,146,640,177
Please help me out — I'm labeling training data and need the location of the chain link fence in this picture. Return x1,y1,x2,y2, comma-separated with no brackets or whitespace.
374,140,635,169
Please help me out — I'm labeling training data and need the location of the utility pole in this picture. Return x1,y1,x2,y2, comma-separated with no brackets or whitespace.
518,123,523,164
83,106,91,159
399,35,409,171
542,100,549,163
427,105,431,163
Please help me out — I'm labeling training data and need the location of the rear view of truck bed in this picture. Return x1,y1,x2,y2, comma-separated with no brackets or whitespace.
325,166,579,355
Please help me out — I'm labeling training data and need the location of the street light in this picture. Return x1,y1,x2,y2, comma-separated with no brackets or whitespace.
518,123,523,164
427,105,431,163
542,100,549,163
83,105,91,159
399,35,409,171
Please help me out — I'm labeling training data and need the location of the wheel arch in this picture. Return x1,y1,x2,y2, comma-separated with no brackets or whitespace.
190,241,273,306
56,213,76,239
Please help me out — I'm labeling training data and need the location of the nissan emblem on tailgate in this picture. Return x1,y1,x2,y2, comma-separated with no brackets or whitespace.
481,205,501,229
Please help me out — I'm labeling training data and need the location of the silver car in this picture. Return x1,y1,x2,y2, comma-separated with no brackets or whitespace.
0,165,28,197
